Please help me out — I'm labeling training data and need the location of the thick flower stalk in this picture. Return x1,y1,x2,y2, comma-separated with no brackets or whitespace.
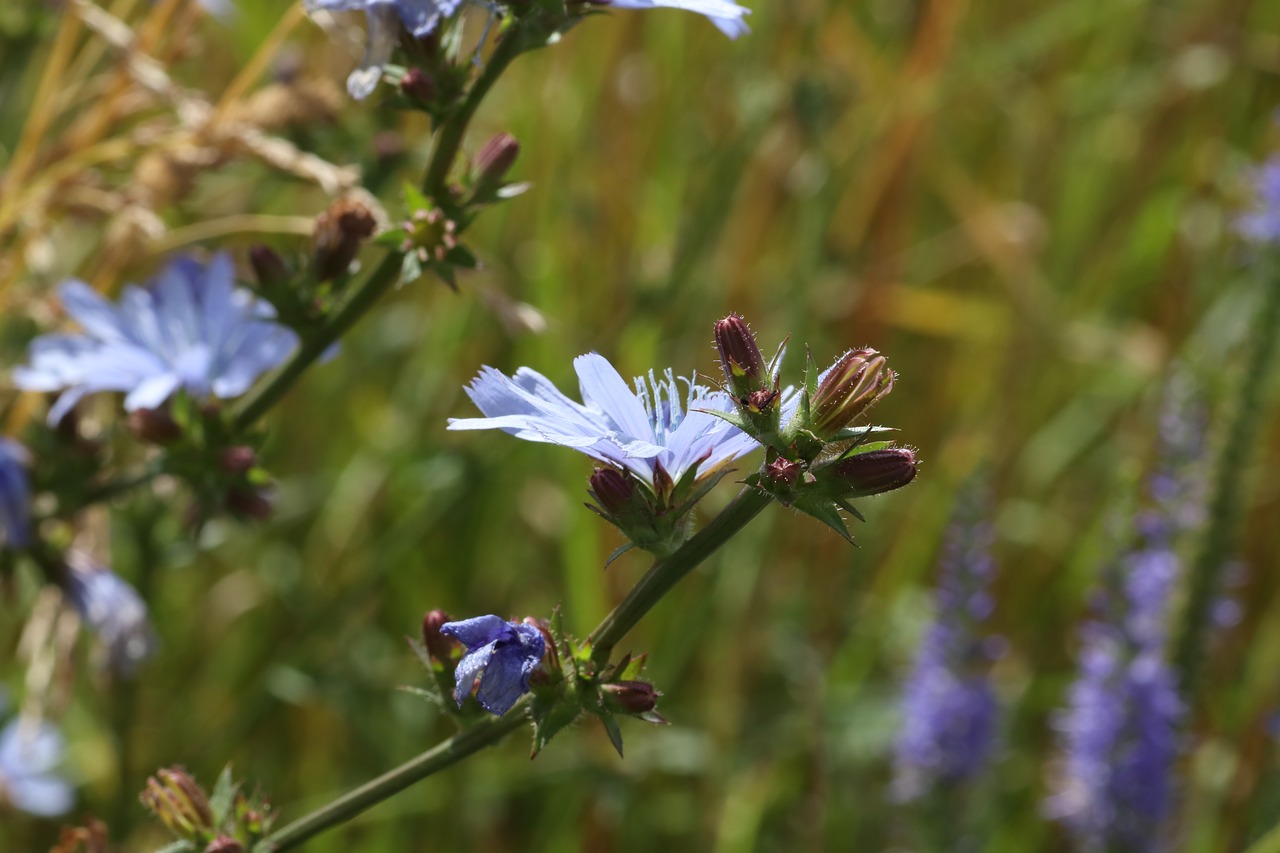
893,499,1000,801
0,715,73,817
1050,389,1204,851
15,254,298,425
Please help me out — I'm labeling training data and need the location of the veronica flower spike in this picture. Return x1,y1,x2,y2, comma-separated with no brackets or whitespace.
306,0,464,99
606,0,752,38
14,254,298,426
440,616,545,715
449,353,760,489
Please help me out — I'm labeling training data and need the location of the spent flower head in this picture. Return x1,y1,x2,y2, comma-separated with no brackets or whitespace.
440,615,546,715
448,353,760,490
15,254,298,426
0,716,73,817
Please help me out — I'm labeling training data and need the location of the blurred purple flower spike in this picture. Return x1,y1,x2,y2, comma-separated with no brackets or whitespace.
1236,155,1280,245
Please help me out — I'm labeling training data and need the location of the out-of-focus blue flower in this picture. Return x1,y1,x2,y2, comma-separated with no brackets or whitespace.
893,501,1001,800
306,0,464,99
1048,386,1204,851
0,440,31,550
606,0,751,38
14,254,298,426
1237,155,1280,245
63,556,157,676
0,717,73,817
448,354,760,489
439,615,545,715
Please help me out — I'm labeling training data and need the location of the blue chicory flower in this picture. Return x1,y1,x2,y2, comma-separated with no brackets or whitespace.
1236,155,1280,245
606,0,751,38
0,717,74,817
448,353,760,489
893,497,1001,800
440,615,545,715
0,440,31,550
14,254,298,426
63,556,157,676
306,0,464,99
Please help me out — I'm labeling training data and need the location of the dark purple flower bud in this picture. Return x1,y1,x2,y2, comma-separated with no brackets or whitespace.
826,448,917,497
422,609,457,663
601,680,661,715
127,407,183,445
810,348,894,436
714,314,767,397
400,67,438,102
205,837,244,853
247,245,289,289
473,133,520,189
312,197,377,283
440,615,546,716
589,467,636,516
218,446,257,475
224,486,273,521
140,767,213,839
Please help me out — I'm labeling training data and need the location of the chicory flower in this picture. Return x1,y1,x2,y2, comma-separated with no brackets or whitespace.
0,717,73,817
448,353,760,489
63,556,157,676
440,615,545,715
15,254,297,425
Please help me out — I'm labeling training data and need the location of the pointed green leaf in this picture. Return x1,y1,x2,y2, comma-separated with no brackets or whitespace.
794,498,854,543
597,709,625,757
402,181,430,214
154,842,198,853
400,252,423,286
604,541,635,569
209,766,237,825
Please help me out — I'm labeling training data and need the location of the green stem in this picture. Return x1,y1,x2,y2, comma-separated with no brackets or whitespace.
232,22,529,433
1175,255,1280,695
588,486,773,665
255,486,774,850
259,709,530,851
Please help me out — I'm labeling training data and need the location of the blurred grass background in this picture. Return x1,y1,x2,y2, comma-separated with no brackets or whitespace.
2,0,1280,849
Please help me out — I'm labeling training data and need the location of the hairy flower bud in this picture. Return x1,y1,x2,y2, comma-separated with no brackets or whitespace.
589,467,636,517
400,67,438,103
127,407,183,445
140,767,213,839
224,487,273,521
312,197,377,282
473,133,520,190
422,609,457,663
810,348,893,436
247,245,289,289
218,446,257,475
826,448,917,497
714,314,767,399
601,680,661,715
763,457,801,489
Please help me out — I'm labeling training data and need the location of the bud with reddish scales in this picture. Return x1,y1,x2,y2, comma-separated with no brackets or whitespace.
247,245,289,290
601,680,661,715
589,467,636,517
763,457,801,489
825,448,918,497
312,197,377,282
422,609,457,663
473,133,520,190
218,446,257,475
127,407,182,445
715,314,767,395
810,348,893,437
400,67,438,102
204,837,244,853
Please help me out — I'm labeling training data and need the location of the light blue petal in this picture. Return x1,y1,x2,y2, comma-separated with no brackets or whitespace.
123,373,182,412
346,6,399,99
7,775,74,817
57,281,132,344
574,354,653,441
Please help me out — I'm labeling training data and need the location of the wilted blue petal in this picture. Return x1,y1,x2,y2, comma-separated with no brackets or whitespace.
440,617,545,716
